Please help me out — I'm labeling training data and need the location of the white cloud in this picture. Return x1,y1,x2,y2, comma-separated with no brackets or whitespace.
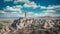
4,0,40,9
38,5,60,17
29,9,56,17
34,13,40,17
0,10,6,14
23,2,38,9
39,10,56,17
0,5,23,17
40,6,46,9
27,12,34,14
2,0,60,17
14,0,30,4
4,0,30,4
14,0,39,9
43,10,56,13
4,5,22,13
39,5,60,10
25,12,41,17
43,5,60,16
14,5,23,8
47,6,55,9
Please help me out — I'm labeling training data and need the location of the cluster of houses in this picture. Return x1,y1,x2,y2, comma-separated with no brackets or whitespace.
0,12,60,34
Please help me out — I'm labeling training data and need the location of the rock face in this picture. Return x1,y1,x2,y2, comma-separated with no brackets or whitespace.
0,17,60,34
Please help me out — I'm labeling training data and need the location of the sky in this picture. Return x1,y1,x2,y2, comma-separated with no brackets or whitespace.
0,0,60,18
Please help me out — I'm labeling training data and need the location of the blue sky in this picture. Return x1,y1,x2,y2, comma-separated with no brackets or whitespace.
0,0,60,18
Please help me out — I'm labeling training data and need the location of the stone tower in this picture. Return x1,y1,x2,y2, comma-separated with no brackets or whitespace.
25,12,28,18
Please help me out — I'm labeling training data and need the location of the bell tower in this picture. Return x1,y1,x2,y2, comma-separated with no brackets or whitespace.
25,12,28,18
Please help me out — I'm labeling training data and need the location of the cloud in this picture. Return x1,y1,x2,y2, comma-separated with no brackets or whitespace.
14,0,30,4
4,5,22,13
0,10,5,14
1,5,60,18
40,5,60,10
45,5,60,16
4,0,60,10
43,10,56,13
37,5,60,17
27,12,34,17
2,0,60,17
39,10,57,17
40,6,47,9
34,13,40,17
30,5,60,17
23,2,39,9
0,5,23,17
4,0,30,4
4,0,39,9
4,5,60,17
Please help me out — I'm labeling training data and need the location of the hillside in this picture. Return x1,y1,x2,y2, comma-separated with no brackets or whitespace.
0,17,60,34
